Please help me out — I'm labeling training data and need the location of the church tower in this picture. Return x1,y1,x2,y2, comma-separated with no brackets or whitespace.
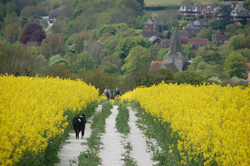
160,27,188,73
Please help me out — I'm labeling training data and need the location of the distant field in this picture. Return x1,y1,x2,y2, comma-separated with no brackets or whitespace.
145,0,213,6
49,0,63,2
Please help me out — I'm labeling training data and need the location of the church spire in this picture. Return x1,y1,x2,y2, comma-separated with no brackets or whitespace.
167,26,183,56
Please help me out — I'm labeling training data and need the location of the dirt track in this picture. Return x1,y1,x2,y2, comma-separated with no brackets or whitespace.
56,105,158,166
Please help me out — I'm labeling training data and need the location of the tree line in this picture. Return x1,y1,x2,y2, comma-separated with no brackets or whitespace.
0,0,249,95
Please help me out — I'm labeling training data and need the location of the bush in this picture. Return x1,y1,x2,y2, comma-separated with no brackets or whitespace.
175,70,204,85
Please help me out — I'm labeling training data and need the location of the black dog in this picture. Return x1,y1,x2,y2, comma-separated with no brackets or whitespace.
73,114,86,139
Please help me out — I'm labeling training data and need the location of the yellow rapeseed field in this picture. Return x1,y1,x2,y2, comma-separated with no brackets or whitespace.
0,75,99,165
121,83,250,165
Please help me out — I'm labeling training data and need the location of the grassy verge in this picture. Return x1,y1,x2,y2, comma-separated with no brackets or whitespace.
129,101,183,166
78,102,112,166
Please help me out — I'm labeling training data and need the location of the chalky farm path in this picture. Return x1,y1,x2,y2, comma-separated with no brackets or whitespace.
57,105,158,166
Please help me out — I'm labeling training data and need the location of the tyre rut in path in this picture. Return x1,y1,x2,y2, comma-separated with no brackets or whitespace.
99,105,158,166
56,105,102,166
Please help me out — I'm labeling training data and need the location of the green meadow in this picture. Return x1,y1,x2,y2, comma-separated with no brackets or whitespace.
144,0,214,6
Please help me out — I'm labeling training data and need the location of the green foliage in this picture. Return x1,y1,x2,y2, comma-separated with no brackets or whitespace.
116,103,130,135
133,35,151,48
196,27,213,41
67,52,95,72
101,61,119,74
227,34,250,50
122,46,151,76
4,23,19,44
0,43,47,76
137,68,176,87
223,51,247,78
178,20,190,28
188,56,204,71
156,48,169,61
97,24,117,38
78,69,117,95
226,23,241,35
74,33,84,54
221,76,249,87
115,37,135,60
175,70,204,85
182,42,195,59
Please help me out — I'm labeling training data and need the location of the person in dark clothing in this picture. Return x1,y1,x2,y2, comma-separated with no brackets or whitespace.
104,86,111,101
113,86,121,99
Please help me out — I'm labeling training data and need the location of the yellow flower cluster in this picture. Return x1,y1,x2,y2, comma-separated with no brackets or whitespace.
120,83,250,165
0,75,99,165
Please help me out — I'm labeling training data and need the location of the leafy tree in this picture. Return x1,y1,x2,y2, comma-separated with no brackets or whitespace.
246,0,250,10
79,30,92,41
116,28,138,38
29,29,46,45
136,0,145,8
138,68,176,87
178,20,190,29
40,33,64,60
196,63,227,80
3,12,19,29
97,24,117,38
43,64,74,79
12,0,36,15
78,69,117,95
20,6,48,18
133,35,151,48
115,37,135,60
196,27,213,41
101,54,123,73
74,33,84,54
211,6,232,30
99,33,112,43
227,34,250,50
84,40,105,67
123,0,143,16
201,49,223,65
101,61,119,74
188,56,204,71
223,51,247,78
119,64,149,93
156,47,169,61
20,23,46,45
68,52,95,72
58,5,73,21
0,3,5,23
182,42,195,59
19,16,28,28
52,20,67,34
121,46,151,76
226,23,241,35
0,43,47,76
175,70,204,85
4,23,19,44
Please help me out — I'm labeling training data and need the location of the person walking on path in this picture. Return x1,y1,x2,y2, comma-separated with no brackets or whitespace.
104,86,111,101
113,86,121,100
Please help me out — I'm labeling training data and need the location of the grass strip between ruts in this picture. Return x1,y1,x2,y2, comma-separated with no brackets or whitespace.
116,103,137,166
77,101,112,166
